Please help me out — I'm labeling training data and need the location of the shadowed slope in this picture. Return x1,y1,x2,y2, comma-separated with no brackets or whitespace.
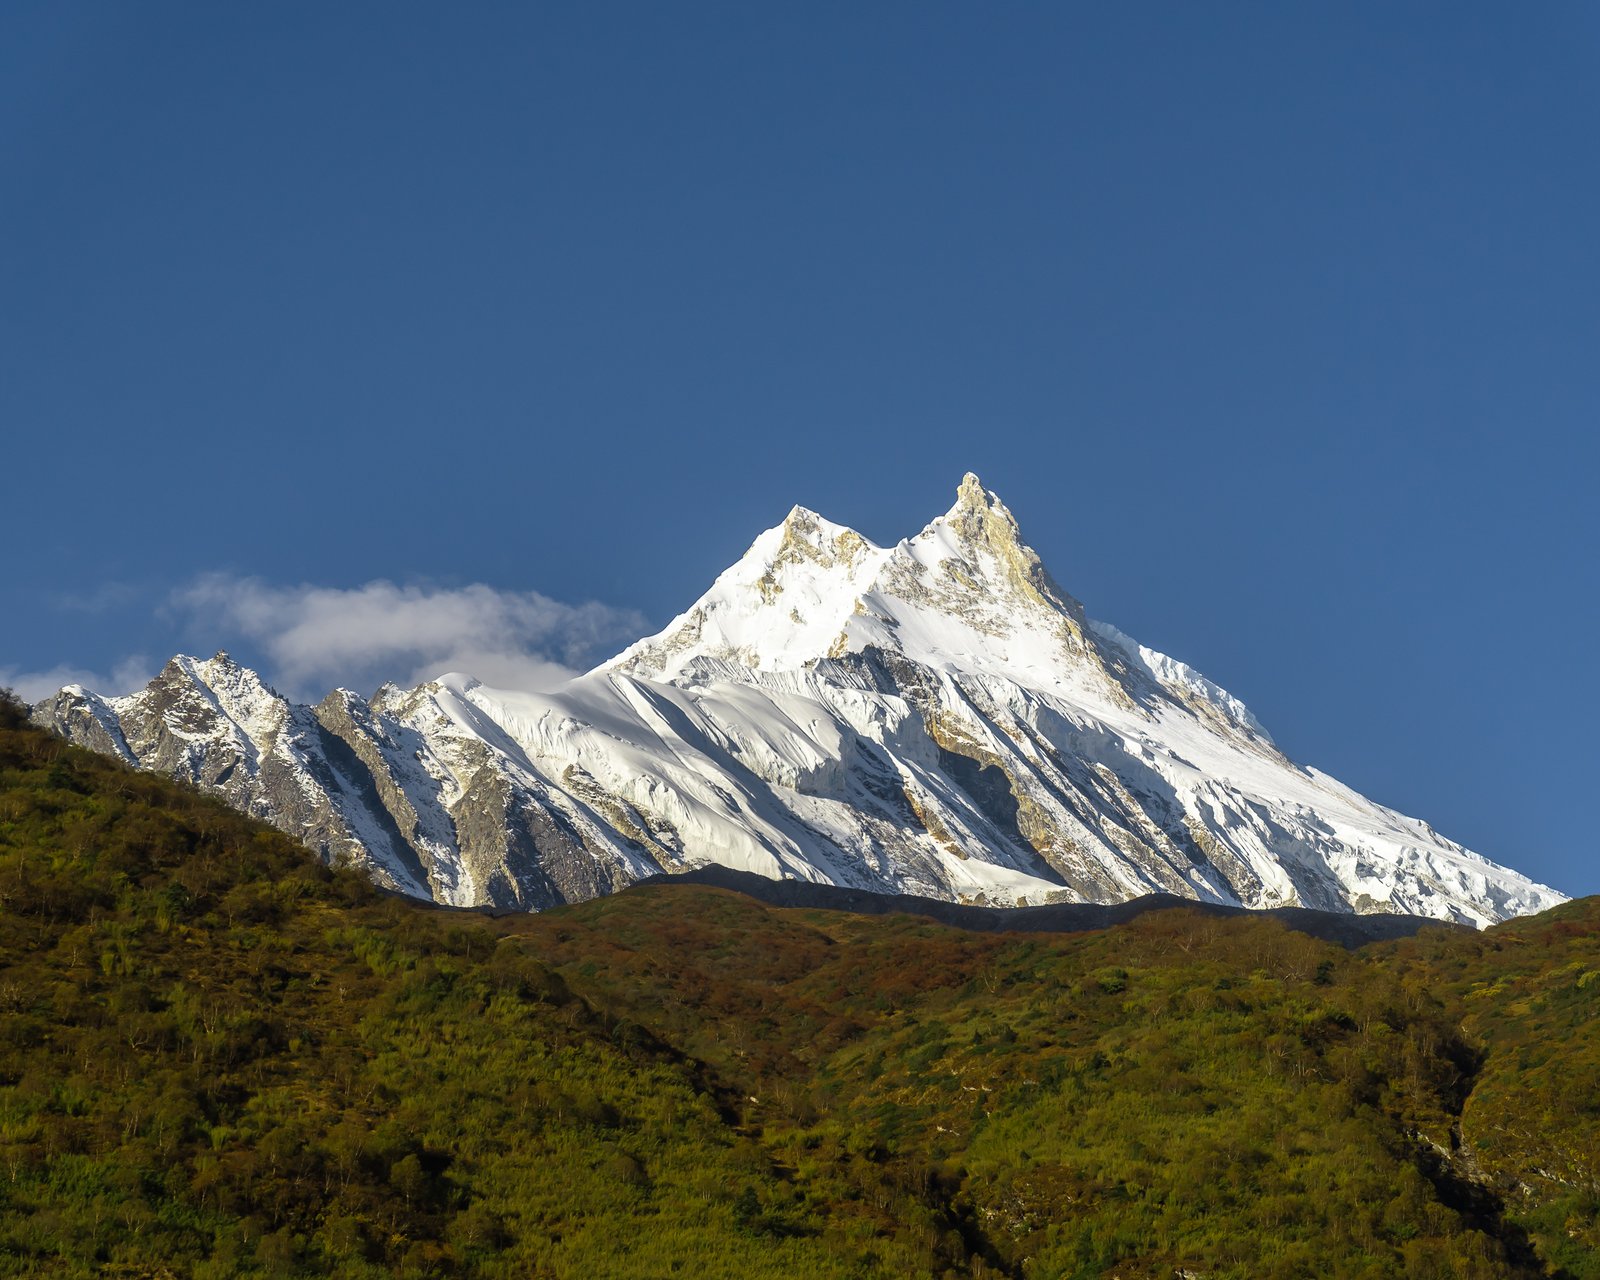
633,863,1457,948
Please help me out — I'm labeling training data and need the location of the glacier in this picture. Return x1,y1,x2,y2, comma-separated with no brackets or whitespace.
32,474,1565,926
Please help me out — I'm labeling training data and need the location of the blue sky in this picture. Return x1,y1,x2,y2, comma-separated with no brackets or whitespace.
2,4,1596,896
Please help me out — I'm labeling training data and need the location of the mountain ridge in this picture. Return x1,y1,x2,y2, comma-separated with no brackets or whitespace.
626,865,1459,948
32,476,1565,925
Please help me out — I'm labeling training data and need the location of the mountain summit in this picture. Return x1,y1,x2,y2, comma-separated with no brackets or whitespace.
34,478,1564,925
613,473,1117,692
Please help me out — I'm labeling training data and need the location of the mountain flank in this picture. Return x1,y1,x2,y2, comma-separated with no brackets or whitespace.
34,477,1563,926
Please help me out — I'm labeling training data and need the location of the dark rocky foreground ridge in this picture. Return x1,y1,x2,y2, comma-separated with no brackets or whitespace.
632,864,1457,949
1,692,1596,1277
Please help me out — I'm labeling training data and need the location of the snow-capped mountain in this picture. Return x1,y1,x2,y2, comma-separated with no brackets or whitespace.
33,475,1564,925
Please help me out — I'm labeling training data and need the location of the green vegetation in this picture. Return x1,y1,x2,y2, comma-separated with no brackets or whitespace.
0,690,1594,1276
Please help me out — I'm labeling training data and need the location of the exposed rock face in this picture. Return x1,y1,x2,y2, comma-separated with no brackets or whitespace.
35,655,423,892
34,655,651,909
33,477,1566,926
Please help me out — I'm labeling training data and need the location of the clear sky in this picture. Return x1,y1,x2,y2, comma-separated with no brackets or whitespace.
2,4,1596,897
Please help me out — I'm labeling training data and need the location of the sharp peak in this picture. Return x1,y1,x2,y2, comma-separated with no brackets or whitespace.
774,476,1009,532
166,649,239,670
159,651,281,698
777,502,853,533
920,471,1026,546
748,475,1032,572
952,470,1012,515
756,502,878,557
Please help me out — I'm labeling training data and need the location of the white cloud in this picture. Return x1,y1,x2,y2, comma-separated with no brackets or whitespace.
171,574,649,699
0,656,155,704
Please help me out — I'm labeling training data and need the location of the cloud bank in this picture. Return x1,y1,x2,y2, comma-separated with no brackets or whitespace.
1,657,155,704
172,575,650,699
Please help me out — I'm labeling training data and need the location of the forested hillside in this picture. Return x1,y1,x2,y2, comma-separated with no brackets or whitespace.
1,692,1594,1278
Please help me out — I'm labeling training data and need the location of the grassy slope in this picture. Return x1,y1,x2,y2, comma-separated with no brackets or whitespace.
0,694,1594,1278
